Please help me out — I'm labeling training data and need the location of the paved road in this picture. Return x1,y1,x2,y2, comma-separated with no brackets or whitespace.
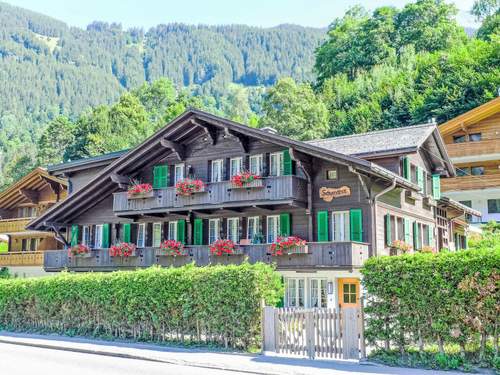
0,343,244,375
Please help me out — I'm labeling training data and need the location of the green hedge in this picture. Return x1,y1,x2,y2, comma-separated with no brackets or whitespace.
361,249,499,364
0,263,283,350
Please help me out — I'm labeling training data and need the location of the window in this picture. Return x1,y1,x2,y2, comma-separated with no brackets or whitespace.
95,224,103,249
285,278,305,307
30,238,37,251
211,159,223,182
21,239,28,251
174,163,184,184
453,135,466,143
310,279,328,308
488,199,500,214
459,200,472,208
269,152,283,177
397,218,404,241
249,154,263,176
208,218,220,244
247,216,260,243
332,211,349,242
342,283,357,304
82,225,90,246
456,167,470,177
230,157,242,177
152,223,162,248
326,169,338,180
137,223,146,248
227,217,239,243
266,215,280,243
168,221,177,241
471,166,484,176
469,133,482,142
422,225,430,246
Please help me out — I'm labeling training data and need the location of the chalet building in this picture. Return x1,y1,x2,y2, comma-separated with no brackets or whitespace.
439,97,500,224
29,110,478,307
0,168,67,277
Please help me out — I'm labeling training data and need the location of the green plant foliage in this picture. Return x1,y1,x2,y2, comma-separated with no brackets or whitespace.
0,263,283,350
361,249,500,368
0,267,10,278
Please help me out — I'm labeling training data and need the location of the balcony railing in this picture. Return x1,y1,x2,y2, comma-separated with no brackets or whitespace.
44,242,369,272
0,251,44,266
0,218,33,234
113,175,307,213
446,139,500,160
441,175,500,192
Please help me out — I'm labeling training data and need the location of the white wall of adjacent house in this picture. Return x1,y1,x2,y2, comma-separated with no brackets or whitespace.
444,188,500,224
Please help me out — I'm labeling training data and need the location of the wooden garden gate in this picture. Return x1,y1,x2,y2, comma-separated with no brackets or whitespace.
262,307,365,360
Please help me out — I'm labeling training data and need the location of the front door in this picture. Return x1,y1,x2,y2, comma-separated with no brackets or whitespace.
338,278,360,308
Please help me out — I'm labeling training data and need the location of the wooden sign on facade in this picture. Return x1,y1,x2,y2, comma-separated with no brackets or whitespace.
319,186,351,202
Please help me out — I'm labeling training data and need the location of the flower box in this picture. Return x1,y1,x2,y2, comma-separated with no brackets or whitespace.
230,172,263,189
128,183,153,199
389,240,412,255
269,236,308,256
209,239,242,256
68,244,91,257
239,239,251,245
155,240,188,256
175,179,205,196
110,243,137,257
128,190,154,199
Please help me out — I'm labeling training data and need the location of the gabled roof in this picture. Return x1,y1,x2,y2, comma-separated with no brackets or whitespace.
48,149,128,175
29,109,420,230
439,97,500,137
0,167,67,209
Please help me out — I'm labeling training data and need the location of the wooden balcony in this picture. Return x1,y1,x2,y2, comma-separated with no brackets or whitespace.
0,251,44,266
441,175,500,192
43,242,369,272
446,139,500,160
113,176,307,213
0,218,33,234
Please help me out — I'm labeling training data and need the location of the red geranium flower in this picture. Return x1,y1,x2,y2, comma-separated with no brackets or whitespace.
110,242,136,257
209,239,237,256
269,236,306,256
175,179,204,196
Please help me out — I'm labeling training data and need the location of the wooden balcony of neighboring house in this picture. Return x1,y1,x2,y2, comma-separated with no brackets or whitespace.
446,139,500,162
0,217,34,234
113,175,308,214
441,174,500,192
43,242,370,272
0,251,44,266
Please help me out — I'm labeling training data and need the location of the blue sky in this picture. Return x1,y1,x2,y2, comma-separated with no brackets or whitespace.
6,0,479,29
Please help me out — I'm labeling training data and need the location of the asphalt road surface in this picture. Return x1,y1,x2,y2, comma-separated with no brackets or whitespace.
0,342,246,375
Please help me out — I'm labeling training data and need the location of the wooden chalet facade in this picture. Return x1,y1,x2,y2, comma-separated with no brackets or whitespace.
29,110,478,308
439,97,500,224
0,168,67,276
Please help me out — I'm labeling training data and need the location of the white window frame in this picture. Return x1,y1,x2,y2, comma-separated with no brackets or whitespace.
227,217,240,243
332,211,350,242
152,222,162,248
82,225,90,246
249,154,263,176
208,218,220,244
270,152,283,177
230,157,243,177
168,221,178,241
211,159,223,183
136,223,146,248
285,277,305,308
309,278,328,308
266,215,280,244
247,216,260,243
95,224,103,249
174,163,185,184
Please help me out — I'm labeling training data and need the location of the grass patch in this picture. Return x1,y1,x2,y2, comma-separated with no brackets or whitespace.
0,242,7,253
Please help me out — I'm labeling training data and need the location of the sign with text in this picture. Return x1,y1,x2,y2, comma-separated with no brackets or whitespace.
319,186,351,202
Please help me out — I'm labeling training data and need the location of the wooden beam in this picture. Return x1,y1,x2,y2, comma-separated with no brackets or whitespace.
110,173,130,190
160,139,186,160
192,120,218,145
225,128,250,153
20,188,39,204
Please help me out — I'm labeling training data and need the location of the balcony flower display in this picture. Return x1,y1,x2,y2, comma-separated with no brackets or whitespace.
68,244,90,257
420,245,436,253
230,171,261,188
270,236,307,256
175,178,205,196
110,242,137,257
209,239,238,256
157,240,187,256
127,183,153,199
390,240,412,255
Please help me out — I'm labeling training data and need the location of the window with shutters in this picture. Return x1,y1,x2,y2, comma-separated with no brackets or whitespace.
211,159,223,182
208,218,220,244
153,165,168,189
332,211,349,242
397,218,404,241
317,211,329,242
350,209,363,242
152,222,162,248
269,152,283,177
247,216,260,243
266,215,280,243
174,164,185,184
136,223,146,248
82,225,90,246
95,224,103,249
422,225,430,246
168,221,177,241
230,157,242,177
227,217,239,243
193,219,203,245
249,154,263,176
122,223,131,243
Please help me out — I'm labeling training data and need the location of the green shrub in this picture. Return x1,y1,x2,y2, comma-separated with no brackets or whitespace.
0,263,283,350
0,267,9,279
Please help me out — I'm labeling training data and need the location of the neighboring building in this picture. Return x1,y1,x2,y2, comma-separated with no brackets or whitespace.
0,168,67,277
29,110,477,307
439,97,500,224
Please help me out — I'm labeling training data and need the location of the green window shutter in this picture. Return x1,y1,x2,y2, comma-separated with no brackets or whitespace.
317,211,329,242
282,149,292,176
350,208,363,242
71,225,79,246
102,223,110,248
153,165,168,189
279,213,291,237
402,156,411,180
413,222,420,250
123,223,131,243
416,167,424,190
385,214,391,247
404,218,411,244
177,220,186,244
432,174,441,199
193,218,203,245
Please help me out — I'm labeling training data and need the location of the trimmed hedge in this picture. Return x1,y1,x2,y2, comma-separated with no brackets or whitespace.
0,263,283,350
361,249,499,366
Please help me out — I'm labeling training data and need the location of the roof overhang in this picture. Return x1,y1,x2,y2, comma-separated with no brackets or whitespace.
48,150,128,176
438,197,481,217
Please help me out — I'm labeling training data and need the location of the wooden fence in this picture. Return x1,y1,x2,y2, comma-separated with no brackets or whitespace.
262,307,365,360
